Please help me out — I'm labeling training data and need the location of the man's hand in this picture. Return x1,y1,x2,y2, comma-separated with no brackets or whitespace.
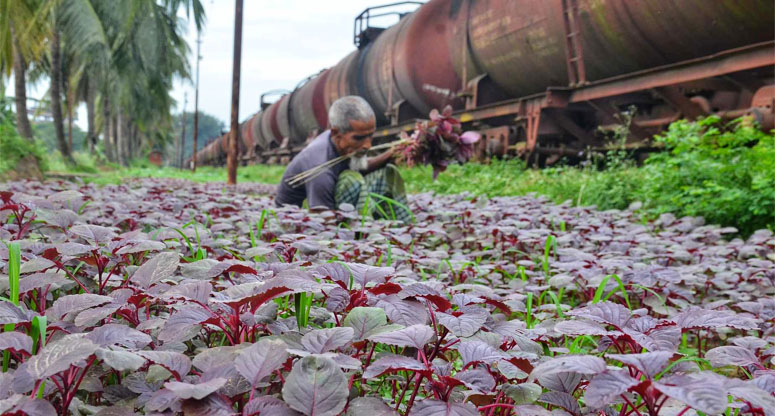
365,147,397,173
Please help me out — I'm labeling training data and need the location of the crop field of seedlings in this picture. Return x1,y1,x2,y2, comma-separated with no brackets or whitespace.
1,178,774,416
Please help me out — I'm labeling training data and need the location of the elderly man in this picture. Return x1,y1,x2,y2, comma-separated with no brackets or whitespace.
275,96,412,222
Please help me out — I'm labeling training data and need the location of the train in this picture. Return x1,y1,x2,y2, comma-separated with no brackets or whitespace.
190,0,775,167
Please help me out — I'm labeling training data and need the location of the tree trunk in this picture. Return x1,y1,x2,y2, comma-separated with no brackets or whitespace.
111,114,119,165
67,92,73,152
101,94,112,161
86,78,96,154
11,24,34,141
227,0,244,185
50,20,74,165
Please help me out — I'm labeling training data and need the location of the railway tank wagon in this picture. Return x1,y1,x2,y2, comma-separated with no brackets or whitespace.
190,0,775,167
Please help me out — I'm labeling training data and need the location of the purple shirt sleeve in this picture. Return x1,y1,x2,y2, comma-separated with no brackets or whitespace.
306,170,337,210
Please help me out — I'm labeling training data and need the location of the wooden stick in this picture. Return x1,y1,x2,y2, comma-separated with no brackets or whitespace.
285,140,408,187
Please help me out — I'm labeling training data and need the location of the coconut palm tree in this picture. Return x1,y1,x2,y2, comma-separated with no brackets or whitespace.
9,0,204,166
0,0,47,140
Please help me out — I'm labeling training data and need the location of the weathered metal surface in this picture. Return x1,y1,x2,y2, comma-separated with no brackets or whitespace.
323,50,361,111
265,94,291,146
465,0,774,97
239,116,256,159
360,17,411,124
290,70,331,145
393,0,467,114
567,42,775,103
192,0,775,165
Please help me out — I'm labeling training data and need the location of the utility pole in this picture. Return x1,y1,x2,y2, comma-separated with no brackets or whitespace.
192,31,202,172
180,92,187,168
227,0,243,185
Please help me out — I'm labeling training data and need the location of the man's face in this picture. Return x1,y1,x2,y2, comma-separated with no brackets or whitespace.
332,118,376,156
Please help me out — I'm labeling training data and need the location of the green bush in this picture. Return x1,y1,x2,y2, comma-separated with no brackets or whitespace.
0,120,48,174
638,116,775,234
401,117,774,235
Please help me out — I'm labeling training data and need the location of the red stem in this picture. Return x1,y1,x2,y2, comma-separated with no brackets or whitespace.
479,403,515,412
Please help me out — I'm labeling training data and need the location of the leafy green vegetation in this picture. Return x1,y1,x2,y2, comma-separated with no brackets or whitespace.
0,119,49,174
33,121,88,153
171,111,227,164
78,163,286,186
402,117,774,235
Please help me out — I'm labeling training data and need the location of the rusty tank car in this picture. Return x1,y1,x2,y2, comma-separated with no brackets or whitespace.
190,0,775,167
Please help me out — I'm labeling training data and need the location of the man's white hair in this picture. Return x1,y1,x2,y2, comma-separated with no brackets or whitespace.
328,96,375,133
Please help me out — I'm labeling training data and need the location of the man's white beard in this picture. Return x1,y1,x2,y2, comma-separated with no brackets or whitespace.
349,155,368,172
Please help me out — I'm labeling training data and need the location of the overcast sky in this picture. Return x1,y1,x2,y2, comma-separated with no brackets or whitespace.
172,0,421,129
13,1,422,132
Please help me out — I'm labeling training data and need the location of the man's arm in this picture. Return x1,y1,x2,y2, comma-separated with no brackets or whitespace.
363,147,397,174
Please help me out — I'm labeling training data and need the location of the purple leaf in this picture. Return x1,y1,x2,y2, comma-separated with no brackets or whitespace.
367,325,435,350
162,281,212,304
436,306,489,337
158,304,215,343
96,348,146,372
495,360,528,380
606,351,674,378
535,372,581,394
376,296,429,326
529,356,606,382
0,300,29,325
623,324,681,352
164,377,227,400
26,334,98,379
116,240,166,255
54,242,96,256
282,355,348,416
46,293,113,322
180,393,234,416
69,224,116,244
398,283,452,311
343,263,395,288
18,273,71,294
454,341,504,366
727,383,775,413
92,406,137,416
130,252,180,289
312,263,351,285
137,351,192,380
654,374,728,415
345,397,397,416
235,338,289,387
74,302,124,328
555,320,620,336
538,391,581,415
145,388,180,412
244,396,301,416
301,327,354,354
19,257,56,274
585,369,639,409
324,287,349,313
567,302,631,329
705,346,760,368
671,308,759,331
0,332,32,354
85,323,152,348
500,382,542,404
0,395,57,416
343,307,388,341
454,368,496,393
408,399,478,416
363,355,428,379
